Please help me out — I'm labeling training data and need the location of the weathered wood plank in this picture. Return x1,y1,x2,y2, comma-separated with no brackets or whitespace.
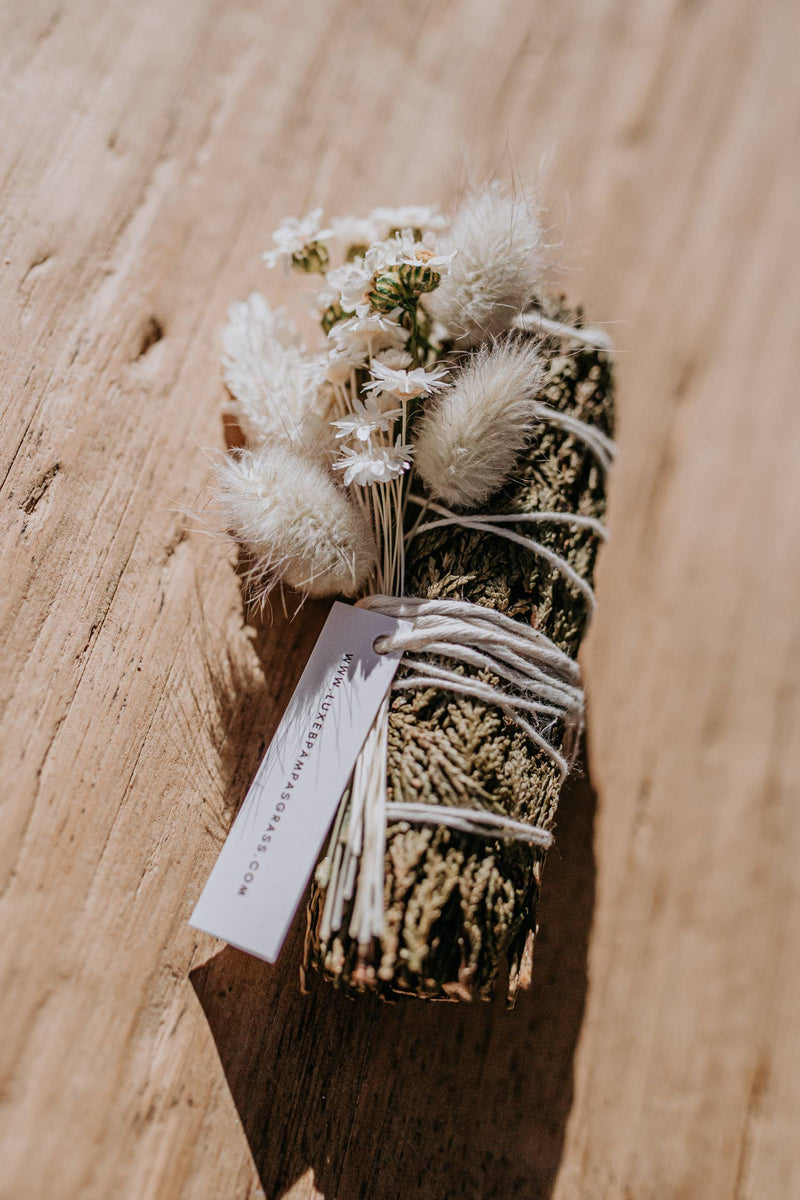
1,0,799,1197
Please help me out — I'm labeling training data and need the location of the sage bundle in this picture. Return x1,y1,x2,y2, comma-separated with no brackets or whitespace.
216,185,615,1002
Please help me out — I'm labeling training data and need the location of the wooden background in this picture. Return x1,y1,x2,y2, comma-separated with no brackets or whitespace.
2,1,799,1197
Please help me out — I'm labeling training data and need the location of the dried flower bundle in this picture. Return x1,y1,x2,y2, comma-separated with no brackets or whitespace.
214,184,615,1001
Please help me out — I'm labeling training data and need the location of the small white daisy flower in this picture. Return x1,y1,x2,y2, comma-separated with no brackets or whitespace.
264,209,333,269
363,360,450,400
333,445,384,487
313,283,340,315
391,229,455,274
374,348,413,370
370,205,448,237
326,259,373,316
328,312,409,355
363,239,404,274
331,398,401,442
333,439,414,486
325,344,366,386
382,438,415,473
330,215,380,247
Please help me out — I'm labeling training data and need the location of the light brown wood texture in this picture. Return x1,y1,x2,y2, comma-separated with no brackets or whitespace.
2,1,799,1197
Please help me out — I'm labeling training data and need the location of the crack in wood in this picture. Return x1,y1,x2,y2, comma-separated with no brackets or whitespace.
21,462,60,514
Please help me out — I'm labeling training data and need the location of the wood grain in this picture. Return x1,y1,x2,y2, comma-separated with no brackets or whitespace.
2,1,799,1197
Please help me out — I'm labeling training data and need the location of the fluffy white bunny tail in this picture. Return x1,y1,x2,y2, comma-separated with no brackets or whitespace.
222,292,334,458
217,443,377,599
428,184,543,347
414,338,544,508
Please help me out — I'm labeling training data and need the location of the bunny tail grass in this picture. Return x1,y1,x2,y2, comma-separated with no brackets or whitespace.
429,184,543,346
217,443,378,599
414,338,545,508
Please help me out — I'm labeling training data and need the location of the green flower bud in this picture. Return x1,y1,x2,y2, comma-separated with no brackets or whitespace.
291,241,330,274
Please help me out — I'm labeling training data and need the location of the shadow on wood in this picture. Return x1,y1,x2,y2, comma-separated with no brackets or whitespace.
190,749,597,1200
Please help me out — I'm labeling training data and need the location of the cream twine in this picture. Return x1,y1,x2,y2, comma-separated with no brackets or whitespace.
513,307,615,353
361,595,584,778
406,495,607,616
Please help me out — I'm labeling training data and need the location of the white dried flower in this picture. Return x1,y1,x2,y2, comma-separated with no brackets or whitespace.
370,205,448,237
374,347,412,370
331,399,401,442
326,259,373,317
328,312,408,357
366,229,453,279
222,293,333,456
363,240,404,274
414,338,544,508
326,241,403,315
264,209,332,269
325,313,409,386
329,312,407,346
325,345,365,386
363,360,450,401
217,443,377,598
428,184,543,346
312,283,340,316
333,439,414,487
326,232,451,317
387,228,455,273
330,215,380,247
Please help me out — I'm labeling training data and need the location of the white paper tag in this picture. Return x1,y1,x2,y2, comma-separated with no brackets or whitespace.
190,601,405,963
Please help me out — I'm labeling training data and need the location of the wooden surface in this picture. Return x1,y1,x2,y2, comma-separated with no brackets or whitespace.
2,1,799,1197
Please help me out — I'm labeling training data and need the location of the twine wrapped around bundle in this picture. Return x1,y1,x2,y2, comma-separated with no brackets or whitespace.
305,297,614,1002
